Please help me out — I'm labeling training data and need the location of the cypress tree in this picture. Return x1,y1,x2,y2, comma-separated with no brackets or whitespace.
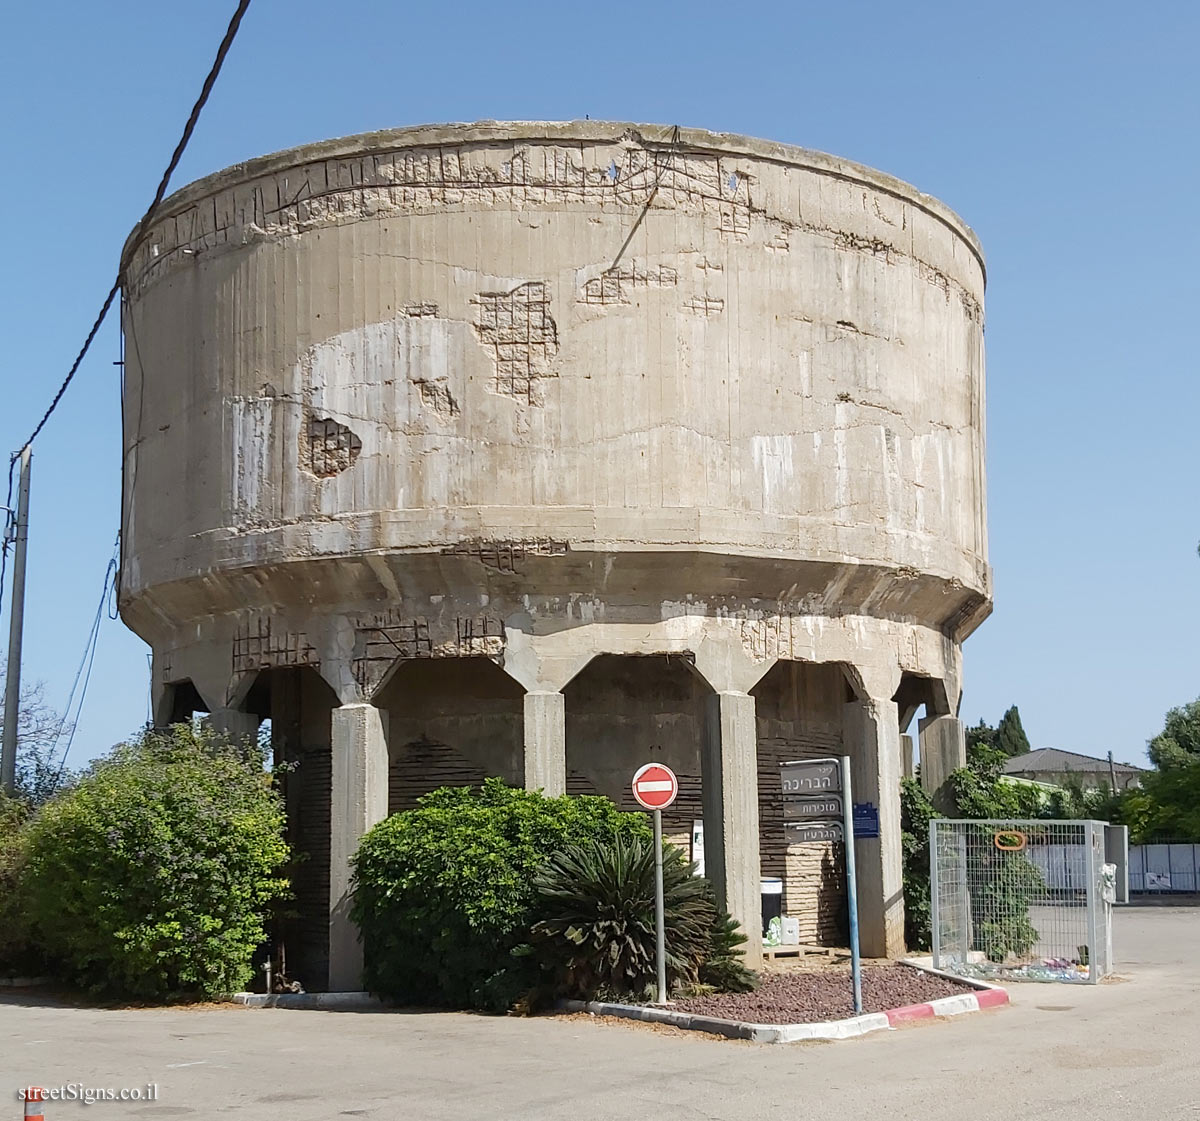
997,705,1031,758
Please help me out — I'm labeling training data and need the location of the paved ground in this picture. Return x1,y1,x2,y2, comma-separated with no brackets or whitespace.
3,904,1198,1120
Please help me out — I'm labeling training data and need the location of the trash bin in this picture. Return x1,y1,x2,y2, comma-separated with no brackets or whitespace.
761,878,783,938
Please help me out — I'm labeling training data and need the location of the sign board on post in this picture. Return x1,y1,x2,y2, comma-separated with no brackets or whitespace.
782,794,843,821
779,756,862,1014
780,759,841,794
784,822,843,844
632,762,678,1006
852,802,880,839
632,763,679,810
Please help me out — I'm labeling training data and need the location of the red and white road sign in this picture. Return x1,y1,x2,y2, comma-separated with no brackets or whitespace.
631,763,679,811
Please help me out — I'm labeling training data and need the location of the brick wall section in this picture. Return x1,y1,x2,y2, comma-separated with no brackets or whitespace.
285,744,332,989
389,738,489,813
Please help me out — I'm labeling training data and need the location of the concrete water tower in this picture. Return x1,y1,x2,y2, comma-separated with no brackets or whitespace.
119,122,989,989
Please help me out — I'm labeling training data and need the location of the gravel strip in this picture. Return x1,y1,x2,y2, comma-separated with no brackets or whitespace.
668,964,975,1023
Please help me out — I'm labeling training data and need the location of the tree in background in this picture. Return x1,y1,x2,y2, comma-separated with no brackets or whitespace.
1016,696,1200,842
997,706,1031,758
966,706,1033,761
1147,699,1200,770
1131,762,1200,841
965,718,1000,757
1102,697,1200,841
0,661,75,806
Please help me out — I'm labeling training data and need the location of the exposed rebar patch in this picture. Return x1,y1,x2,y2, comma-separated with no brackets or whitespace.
471,282,558,405
302,414,361,477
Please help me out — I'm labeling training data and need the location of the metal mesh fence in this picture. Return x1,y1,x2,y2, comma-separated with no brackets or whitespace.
931,819,1112,984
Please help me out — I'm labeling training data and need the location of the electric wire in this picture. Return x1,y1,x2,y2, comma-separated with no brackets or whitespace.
12,0,254,457
48,538,120,788
0,458,13,622
2,0,254,779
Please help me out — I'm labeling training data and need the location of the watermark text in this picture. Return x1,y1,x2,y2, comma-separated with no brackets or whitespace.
18,1085,159,1107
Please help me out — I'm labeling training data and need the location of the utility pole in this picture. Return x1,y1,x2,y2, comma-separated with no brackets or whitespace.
1,446,32,795
1107,750,1118,793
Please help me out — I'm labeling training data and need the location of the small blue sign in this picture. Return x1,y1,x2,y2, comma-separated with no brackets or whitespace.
852,802,880,838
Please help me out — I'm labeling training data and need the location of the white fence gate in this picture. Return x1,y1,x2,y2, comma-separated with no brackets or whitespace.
931,819,1113,984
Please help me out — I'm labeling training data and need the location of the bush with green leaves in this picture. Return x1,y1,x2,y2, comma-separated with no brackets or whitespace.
351,779,651,1012
527,832,756,1003
0,792,38,975
960,823,1045,962
899,778,937,951
20,724,288,1000
903,742,1048,958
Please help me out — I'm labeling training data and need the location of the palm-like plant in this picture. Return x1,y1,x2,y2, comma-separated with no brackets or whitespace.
529,832,755,1002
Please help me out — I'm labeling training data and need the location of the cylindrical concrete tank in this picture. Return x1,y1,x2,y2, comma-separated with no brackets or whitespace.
119,122,989,984
121,120,988,658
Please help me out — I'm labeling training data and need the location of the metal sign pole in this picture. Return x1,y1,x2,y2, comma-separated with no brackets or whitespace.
840,755,862,1014
653,806,667,1004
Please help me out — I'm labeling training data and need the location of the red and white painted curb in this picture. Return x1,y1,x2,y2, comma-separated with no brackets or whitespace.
881,982,1009,1027
560,966,1009,1044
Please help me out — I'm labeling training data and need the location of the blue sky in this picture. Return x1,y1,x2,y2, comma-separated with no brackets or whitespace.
1,0,1196,769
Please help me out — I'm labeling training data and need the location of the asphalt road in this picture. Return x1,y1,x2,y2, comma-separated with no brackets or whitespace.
3,904,1198,1120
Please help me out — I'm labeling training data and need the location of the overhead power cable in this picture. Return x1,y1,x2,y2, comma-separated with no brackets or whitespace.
48,538,121,788
13,0,254,457
0,458,13,611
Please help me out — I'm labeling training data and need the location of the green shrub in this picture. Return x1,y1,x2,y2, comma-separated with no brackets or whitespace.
527,832,756,1003
961,823,1045,962
0,792,38,976
351,779,650,1012
700,909,758,994
902,752,1048,957
899,778,936,951
20,724,288,1000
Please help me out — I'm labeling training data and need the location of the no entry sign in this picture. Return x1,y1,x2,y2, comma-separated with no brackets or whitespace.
632,763,679,811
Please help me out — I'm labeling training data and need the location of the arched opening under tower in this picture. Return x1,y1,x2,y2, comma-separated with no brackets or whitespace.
156,679,209,725
373,657,524,813
752,660,857,946
893,670,962,811
242,665,339,993
564,654,707,852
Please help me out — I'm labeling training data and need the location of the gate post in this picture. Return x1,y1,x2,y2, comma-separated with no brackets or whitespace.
930,819,941,967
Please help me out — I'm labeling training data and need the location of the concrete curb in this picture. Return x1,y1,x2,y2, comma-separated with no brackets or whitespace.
231,991,385,1011
560,966,1009,1043
0,977,51,989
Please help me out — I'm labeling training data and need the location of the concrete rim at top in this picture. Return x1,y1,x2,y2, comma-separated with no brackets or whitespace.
119,119,985,277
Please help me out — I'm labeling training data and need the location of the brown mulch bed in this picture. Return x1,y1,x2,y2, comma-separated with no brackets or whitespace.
667,964,975,1024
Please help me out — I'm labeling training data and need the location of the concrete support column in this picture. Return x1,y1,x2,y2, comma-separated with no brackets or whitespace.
207,707,259,743
702,691,762,966
918,714,966,812
901,733,915,780
329,703,389,992
523,691,566,796
843,695,906,959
